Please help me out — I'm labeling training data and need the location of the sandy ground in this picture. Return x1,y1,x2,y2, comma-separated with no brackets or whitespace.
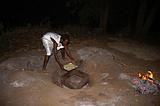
0,36,160,106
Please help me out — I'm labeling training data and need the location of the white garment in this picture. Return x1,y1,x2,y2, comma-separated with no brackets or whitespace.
42,32,64,56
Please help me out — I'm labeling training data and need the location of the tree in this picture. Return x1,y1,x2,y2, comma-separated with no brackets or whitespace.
99,0,110,33
141,0,160,36
135,0,147,36
66,0,110,33
128,0,160,37
128,0,137,36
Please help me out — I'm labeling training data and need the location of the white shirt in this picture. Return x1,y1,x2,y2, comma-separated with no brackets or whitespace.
42,32,64,50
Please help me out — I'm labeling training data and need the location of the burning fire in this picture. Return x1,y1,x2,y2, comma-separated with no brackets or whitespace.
132,70,160,95
138,71,154,83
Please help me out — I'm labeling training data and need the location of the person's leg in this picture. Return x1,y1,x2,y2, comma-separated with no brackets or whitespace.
42,55,51,72
42,38,53,72
60,48,65,60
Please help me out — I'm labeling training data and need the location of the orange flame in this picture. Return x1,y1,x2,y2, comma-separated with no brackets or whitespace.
138,71,154,83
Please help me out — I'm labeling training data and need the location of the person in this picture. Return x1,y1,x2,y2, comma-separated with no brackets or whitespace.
42,32,76,73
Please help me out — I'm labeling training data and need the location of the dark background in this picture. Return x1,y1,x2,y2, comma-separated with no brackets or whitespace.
0,0,160,36
0,0,74,27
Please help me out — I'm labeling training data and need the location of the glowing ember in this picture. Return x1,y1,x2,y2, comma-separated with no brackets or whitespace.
138,70,154,83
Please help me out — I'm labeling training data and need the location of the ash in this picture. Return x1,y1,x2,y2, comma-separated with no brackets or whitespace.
131,77,160,95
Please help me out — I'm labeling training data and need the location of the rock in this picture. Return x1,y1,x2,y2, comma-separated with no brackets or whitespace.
62,70,89,89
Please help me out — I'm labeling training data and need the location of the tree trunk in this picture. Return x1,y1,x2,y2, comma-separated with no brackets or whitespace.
135,0,147,36
141,0,160,36
128,0,135,36
99,0,109,33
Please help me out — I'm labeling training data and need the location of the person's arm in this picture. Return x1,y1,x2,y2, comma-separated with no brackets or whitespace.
63,43,75,63
53,41,64,70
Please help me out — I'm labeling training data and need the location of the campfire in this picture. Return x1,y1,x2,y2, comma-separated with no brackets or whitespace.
138,71,154,83
131,70,160,95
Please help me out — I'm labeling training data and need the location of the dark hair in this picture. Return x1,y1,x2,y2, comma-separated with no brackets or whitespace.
60,33,70,45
